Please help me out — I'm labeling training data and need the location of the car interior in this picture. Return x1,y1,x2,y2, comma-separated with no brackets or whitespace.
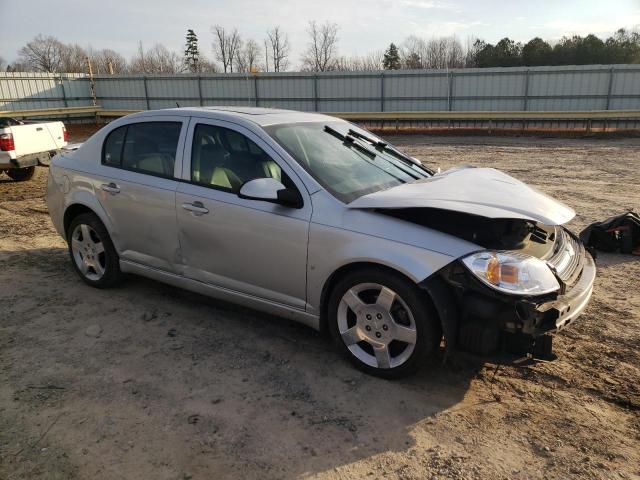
191,124,281,191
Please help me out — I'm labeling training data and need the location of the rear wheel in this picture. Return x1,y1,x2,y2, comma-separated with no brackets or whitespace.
67,213,123,288
6,166,35,181
328,268,442,379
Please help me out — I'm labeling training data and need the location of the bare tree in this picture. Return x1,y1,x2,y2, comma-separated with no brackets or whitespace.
360,50,385,70
266,26,290,72
199,56,219,73
0,57,6,71
236,39,261,72
18,34,64,72
334,50,384,71
129,42,184,73
401,35,427,69
91,49,127,74
300,21,339,72
425,37,465,68
60,43,89,72
212,26,241,73
444,37,465,68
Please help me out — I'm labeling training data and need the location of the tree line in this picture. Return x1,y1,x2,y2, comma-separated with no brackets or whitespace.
4,25,640,75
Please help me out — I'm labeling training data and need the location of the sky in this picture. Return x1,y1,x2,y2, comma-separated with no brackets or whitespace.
1,0,640,67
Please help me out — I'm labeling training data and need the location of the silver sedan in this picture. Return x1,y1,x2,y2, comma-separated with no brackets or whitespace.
47,107,595,378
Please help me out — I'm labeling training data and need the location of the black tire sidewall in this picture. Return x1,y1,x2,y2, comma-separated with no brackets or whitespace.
327,267,442,379
67,213,122,288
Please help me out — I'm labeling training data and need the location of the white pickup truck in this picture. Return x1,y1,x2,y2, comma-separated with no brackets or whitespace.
0,117,68,181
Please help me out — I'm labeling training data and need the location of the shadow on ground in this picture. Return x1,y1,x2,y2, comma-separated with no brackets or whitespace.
0,247,482,479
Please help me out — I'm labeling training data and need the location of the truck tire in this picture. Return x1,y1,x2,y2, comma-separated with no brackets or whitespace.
6,167,35,182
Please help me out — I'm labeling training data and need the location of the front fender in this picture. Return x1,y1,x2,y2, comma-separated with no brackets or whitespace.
306,221,457,314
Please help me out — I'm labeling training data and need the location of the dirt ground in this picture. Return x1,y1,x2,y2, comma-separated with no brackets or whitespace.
1,129,639,480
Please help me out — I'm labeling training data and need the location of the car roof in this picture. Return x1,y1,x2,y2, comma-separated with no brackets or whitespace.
126,106,341,127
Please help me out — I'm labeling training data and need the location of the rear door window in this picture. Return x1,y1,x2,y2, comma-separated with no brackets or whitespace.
102,122,182,178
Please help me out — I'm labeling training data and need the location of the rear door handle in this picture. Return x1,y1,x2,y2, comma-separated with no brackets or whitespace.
100,182,120,194
182,201,209,215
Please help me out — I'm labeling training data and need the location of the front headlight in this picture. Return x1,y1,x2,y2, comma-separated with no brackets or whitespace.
462,251,560,295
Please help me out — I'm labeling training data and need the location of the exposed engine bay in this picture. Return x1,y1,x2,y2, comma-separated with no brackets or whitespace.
379,207,556,254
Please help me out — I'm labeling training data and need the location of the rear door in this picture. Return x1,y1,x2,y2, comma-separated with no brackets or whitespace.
95,116,188,273
175,118,311,309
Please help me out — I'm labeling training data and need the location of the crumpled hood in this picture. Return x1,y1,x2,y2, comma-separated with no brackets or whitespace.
347,167,575,225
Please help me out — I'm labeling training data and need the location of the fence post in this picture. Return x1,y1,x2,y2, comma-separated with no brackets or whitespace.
313,74,319,112
605,67,615,110
380,71,385,112
254,75,259,107
197,76,203,106
142,76,150,110
59,75,68,108
447,70,455,111
523,69,530,111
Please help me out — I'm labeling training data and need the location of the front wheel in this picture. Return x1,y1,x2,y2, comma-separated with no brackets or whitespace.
67,213,123,288
6,166,35,181
328,268,442,379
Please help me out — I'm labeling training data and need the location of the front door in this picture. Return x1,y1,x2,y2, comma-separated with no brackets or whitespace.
176,119,311,309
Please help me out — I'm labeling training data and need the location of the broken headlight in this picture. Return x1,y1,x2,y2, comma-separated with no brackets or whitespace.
461,251,560,295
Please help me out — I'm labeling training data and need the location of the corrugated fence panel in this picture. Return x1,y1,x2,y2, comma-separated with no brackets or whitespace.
610,66,640,110
257,74,315,110
528,66,611,110
385,71,448,111
96,77,147,110
2,65,640,114
454,69,525,111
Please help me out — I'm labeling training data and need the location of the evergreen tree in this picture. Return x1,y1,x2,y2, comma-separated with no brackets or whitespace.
383,43,401,70
522,37,553,66
184,29,200,72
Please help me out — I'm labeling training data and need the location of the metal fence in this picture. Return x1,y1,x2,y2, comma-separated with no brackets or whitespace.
1,64,640,113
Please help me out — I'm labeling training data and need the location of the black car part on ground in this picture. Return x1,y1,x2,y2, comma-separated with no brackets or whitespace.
579,211,640,255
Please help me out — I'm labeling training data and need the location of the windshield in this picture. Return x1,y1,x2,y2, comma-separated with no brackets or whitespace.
264,121,430,203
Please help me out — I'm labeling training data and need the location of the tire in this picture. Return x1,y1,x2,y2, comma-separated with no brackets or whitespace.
67,212,123,288
328,267,442,379
6,166,35,181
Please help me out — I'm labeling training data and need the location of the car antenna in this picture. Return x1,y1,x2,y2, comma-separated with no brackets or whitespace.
176,102,181,108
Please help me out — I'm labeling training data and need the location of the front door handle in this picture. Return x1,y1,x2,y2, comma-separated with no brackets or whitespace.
182,201,209,215
100,182,120,194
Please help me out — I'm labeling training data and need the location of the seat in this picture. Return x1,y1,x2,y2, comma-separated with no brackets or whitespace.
193,143,242,190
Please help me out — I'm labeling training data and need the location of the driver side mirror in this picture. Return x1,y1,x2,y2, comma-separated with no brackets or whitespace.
238,178,303,208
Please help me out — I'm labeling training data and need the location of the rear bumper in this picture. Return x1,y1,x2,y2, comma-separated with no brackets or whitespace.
0,150,58,169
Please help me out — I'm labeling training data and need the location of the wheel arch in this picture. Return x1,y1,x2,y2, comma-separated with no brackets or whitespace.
318,260,460,355
318,261,429,334
62,199,120,252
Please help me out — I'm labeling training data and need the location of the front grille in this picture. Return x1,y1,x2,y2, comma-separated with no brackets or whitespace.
546,228,583,284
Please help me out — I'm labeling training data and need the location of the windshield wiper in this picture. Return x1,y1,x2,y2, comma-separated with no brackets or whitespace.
324,125,376,158
347,129,435,175
323,125,408,182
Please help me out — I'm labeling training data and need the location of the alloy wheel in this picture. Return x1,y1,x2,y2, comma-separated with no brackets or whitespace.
337,283,417,369
71,224,106,281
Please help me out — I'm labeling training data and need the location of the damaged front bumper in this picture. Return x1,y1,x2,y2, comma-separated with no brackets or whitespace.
424,230,596,360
